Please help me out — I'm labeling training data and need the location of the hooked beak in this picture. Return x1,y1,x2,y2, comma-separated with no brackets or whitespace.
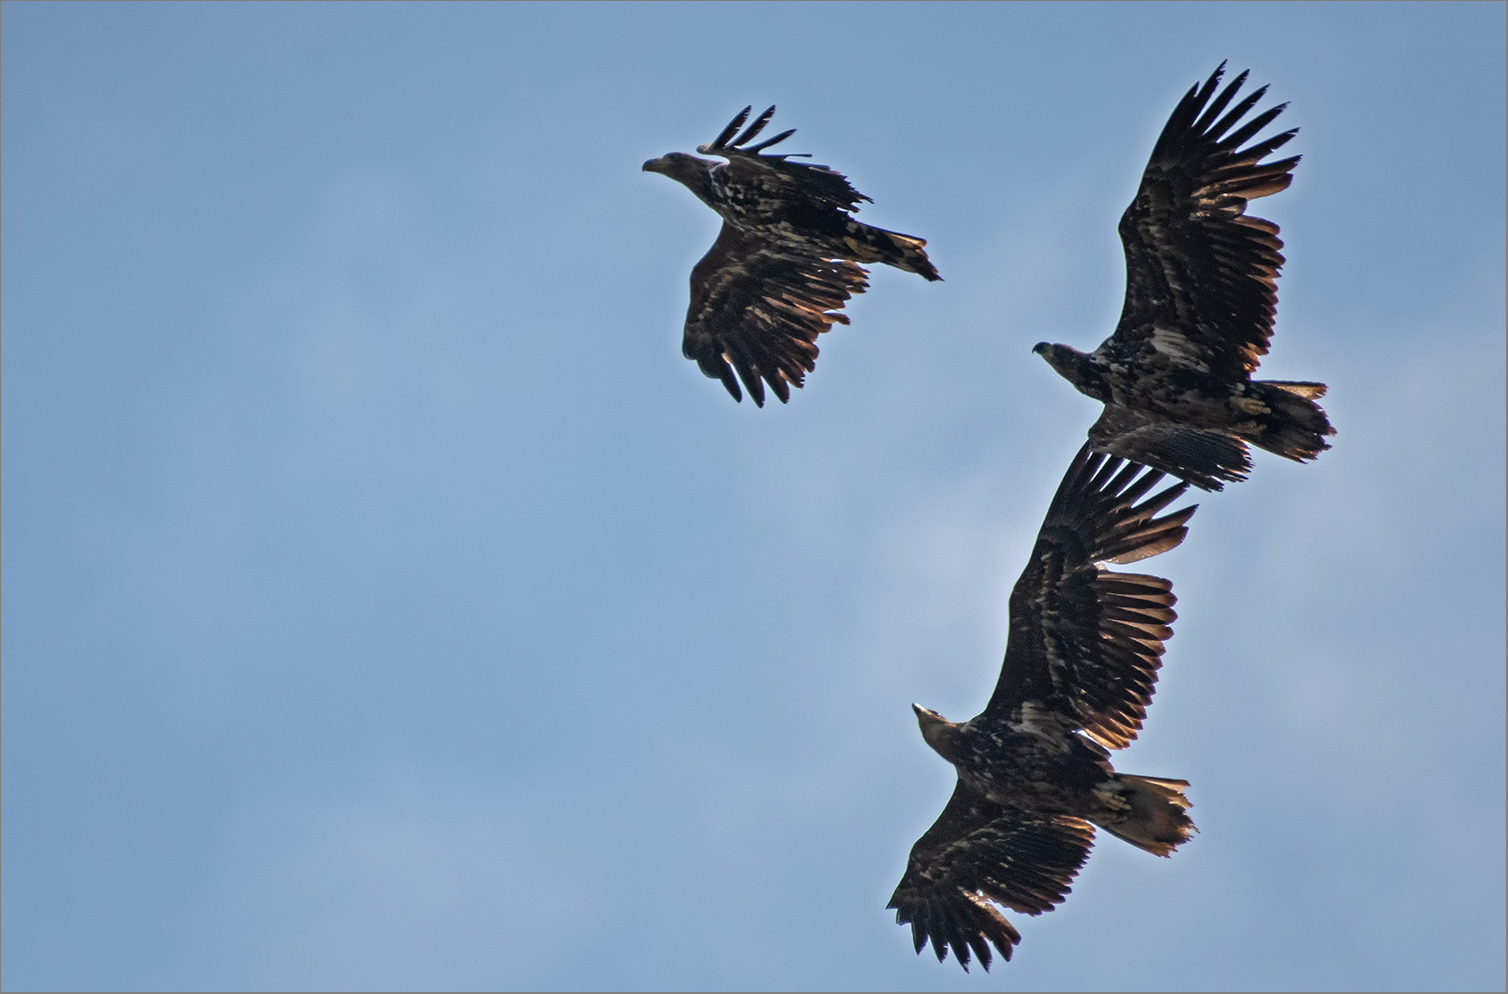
1032,341,1051,356
642,156,669,174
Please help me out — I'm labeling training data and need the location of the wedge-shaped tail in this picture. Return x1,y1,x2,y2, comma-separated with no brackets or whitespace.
840,219,941,281
1248,380,1334,462
1091,775,1195,857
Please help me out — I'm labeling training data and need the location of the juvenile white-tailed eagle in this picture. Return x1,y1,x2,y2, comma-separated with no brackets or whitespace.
1034,64,1334,490
644,106,940,406
889,445,1197,971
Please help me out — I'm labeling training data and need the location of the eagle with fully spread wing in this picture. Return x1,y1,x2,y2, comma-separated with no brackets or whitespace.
644,106,941,406
889,445,1198,971
1034,63,1334,490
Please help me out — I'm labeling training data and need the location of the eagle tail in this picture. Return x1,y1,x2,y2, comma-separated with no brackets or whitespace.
841,220,942,281
1092,775,1195,857
1247,379,1335,462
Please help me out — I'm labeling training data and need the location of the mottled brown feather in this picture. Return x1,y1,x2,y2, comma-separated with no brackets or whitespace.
888,782,1094,972
987,445,1196,747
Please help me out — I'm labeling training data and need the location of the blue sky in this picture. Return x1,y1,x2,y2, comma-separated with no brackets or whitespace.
3,2,1504,990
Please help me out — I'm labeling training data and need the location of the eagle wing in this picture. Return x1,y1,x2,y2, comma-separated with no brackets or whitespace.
683,223,869,406
698,105,871,222
985,445,1195,748
1106,63,1299,383
888,780,1096,972
1087,404,1254,492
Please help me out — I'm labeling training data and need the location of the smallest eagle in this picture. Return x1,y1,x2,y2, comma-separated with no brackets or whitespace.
644,106,940,406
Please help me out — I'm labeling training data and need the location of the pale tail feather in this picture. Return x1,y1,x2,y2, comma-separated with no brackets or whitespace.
1248,379,1335,462
841,219,942,281
1092,774,1195,857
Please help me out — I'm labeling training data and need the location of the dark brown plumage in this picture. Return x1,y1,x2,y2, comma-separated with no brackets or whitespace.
644,106,940,406
1034,63,1334,489
889,445,1198,971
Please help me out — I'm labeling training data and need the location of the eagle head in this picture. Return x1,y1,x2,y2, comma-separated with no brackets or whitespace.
1033,341,1071,377
642,152,708,180
1033,342,1108,401
912,704,959,761
641,153,675,174
642,152,719,204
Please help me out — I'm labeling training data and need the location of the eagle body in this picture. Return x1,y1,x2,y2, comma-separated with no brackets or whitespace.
953,708,1107,800
651,149,931,279
921,703,1190,849
644,106,939,406
1037,341,1330,488
1035,64,1334,490
929,705,1115,812
649,151,897,250
889,447,1199,972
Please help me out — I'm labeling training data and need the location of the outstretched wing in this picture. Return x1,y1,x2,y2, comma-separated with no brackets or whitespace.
1088,404,1254,492
698,105,871,223
682,223,869,406
985,445,1196,748
888,781,1096,972
1106,63,1299,383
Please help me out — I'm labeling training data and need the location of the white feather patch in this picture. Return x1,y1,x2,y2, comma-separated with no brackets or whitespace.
1150,326,1208,370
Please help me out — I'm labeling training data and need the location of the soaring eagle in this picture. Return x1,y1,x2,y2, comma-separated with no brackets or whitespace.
1034,64,1334,490
889,445,1198,971
644,106,941,406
